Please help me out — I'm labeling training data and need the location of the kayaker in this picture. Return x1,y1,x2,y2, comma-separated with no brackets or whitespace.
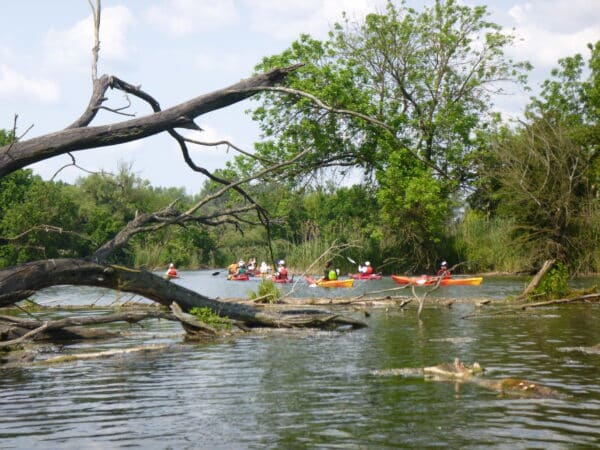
259,261,270,276
359,261,374,275
236,260,247,276
323,261,338,281
437,261,451,278
274,260,288,280
165,263,178,278
227,261,238,275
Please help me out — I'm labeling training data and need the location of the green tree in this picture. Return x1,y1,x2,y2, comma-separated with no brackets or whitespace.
471,42,600,272
0,175,82,265
246,0,529,270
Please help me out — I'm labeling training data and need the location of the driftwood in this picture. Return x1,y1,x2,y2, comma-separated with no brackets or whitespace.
520,293,600,309
517,259,555,300
169,302,223,338
40,344,169,365
463,291,600,319
0,308,176,347
373,358,566,399
560,343,600,355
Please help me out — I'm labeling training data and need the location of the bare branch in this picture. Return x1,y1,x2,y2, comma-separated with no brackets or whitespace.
0,224,94,246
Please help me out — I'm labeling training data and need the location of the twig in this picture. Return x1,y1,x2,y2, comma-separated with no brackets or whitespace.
0,322,48,348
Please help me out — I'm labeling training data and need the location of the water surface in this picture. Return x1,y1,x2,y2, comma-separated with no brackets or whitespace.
1,273,599,448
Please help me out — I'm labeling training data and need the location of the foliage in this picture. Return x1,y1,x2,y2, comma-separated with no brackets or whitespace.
472,41,600,272
242,0,529,273
189,307,232,330
532,263,570,300
251,0,529,188
0,163,223,269
374,147,454,271
0,172,84,265
248,279,281,304
454,210,529,273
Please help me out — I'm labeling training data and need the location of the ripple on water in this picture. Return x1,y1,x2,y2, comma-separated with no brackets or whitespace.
2,279,600,448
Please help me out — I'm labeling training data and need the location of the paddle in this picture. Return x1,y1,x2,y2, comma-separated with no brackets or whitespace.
212,271,220,276
346,256,357,265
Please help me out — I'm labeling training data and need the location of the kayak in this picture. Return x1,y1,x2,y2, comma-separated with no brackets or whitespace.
228,274,250,281
391,275,483,286
271,276,292,284
305,276,354,288
350,273,382,280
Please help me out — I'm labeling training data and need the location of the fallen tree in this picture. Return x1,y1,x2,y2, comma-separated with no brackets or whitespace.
0,1,367,344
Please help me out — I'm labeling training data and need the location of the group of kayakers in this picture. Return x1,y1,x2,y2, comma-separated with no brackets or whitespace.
227,258,290,281
167,259,452,283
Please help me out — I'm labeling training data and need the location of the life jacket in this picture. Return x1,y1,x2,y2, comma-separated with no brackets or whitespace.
279,266,288,278
328,269,338,280
365,265,373,275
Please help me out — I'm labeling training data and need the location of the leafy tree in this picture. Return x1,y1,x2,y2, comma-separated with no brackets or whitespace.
251,0,529,186
245,0,529,269
472,42,600,272
0,175,82,265
377,149,451,270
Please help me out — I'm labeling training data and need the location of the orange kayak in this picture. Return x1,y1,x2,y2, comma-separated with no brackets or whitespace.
391,275,483,286
305,276,354,288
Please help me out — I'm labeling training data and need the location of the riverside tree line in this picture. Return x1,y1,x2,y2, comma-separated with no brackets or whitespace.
1,0,598,277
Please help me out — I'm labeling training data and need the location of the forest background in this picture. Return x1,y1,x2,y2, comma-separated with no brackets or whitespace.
1,1,598,277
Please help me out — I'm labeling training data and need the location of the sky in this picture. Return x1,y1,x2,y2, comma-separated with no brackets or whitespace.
1,0,599,194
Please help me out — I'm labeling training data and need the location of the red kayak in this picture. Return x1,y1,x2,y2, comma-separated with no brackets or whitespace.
350,273,382,280
391,275,483,286
228,273,250,281
271,276,292,284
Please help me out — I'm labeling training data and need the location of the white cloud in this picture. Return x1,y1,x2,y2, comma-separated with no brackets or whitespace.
507,0,600,68
144,0,240,36
244,0,381,40
0,65,60,104
43,5,134,71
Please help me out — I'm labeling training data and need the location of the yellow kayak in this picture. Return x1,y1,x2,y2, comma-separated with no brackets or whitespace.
306,276,354,288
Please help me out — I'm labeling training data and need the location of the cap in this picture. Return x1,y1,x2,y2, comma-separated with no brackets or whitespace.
365,261,370,266
279,260,285,265
441,261,447,266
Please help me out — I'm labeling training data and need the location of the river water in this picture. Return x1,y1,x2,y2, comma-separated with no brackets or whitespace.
1,271,599,449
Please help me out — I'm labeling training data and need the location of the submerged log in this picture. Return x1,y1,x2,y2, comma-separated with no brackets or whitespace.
40,344,170,365
372,358,566,399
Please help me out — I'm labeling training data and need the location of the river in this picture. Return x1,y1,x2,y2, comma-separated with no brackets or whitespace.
1,272,599,449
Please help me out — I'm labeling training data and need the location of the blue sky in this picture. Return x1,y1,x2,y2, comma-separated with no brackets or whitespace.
1,0,599,193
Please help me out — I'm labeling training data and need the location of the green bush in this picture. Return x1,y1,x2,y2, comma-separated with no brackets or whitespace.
189,307,231,330
533,263,570,300
248,279,281,304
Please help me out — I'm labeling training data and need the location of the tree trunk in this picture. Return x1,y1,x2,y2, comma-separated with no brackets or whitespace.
517,259,555,300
